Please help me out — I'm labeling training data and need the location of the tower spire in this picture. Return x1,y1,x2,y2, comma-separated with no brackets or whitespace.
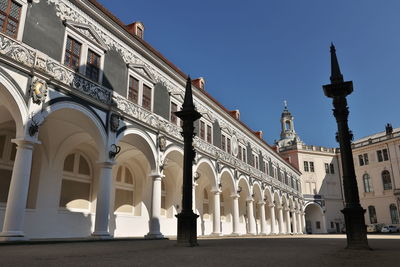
330,43,344,84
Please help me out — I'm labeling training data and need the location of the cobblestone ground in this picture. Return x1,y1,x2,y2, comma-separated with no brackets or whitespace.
0,235,399,267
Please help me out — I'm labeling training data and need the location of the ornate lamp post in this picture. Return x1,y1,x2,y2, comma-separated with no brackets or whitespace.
175,77,202,246
323,44,369,249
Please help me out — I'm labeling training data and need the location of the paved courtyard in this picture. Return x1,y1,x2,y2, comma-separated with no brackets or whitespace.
0,235,399,267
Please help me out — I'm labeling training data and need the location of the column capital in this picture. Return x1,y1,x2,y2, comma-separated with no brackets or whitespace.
268,203,275,208
276,205,283,210
11,138,40,150
149,171,165,180
246,197,254,203
211,188,222,194
97,161,116,169
258,201,266,206
230,193,240,199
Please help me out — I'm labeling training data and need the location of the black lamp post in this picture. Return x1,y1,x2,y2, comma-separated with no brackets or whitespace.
323,44,369,249
175,77,202,246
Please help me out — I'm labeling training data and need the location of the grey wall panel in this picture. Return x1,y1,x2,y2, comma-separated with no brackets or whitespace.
153,83,170,120
102,49,128,94
23,1,65,61
213,121,221,148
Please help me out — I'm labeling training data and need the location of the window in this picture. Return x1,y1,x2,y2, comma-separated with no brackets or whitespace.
390,204,399,224
142,84,152,111
64,37,81,72
368,206,377,224
128,76,139,104
136,27,143,38
304,161,309,172
60,152,92,210
238,145,247,163
85,49,100,81
324,163,329,174
377,149,389,162
316,221,321,229
127,73,154,111
170,101,178,125
358,153,369,166
221,134,226,151
363,173,373,193
226,137,231,154
264,161,269,175
309,162,315,172
330,163,334,174
62,29,105,83
382,170,392,190
0,131,16,204
0,0,21,38
199,120,212,144
221,133,232,154
114,165,134,213
253,154,259,169
330,222,334,228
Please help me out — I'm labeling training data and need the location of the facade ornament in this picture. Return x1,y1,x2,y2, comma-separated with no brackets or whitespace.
109,113,120,132
158,135,167,152
30,77,48,104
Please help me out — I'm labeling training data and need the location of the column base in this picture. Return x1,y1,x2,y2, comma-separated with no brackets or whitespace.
91,231,113,239
258,232,267,236
176,211,199,247
145,233,165,239
247,232,256,236
230,232,240,236
0,231,28,241
210,232,222,236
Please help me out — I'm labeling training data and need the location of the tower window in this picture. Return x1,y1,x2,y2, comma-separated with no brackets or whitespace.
285,120,290,131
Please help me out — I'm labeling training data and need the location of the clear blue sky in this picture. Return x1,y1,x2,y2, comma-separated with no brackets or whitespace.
98,0,400,148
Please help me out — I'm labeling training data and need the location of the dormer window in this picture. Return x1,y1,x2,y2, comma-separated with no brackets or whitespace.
136,26,143,38
127,21,145,39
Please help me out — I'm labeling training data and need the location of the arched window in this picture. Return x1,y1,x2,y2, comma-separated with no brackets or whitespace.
363,174,373,193
60,152,92,210
382,170,392,190
0,131,16,204
368,205,377,224
203,189,209,219
390,204,399,224
161,180,166,216
285,120,290,131
114,165,134,213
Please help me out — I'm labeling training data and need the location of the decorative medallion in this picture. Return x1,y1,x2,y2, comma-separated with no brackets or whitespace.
30,77,48,104
110,113,120,132
232,134,238,157
158,135,167,152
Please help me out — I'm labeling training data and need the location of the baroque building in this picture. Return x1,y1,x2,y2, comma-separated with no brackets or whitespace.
0,0,304,241
277,104,345,233
352,124,400,227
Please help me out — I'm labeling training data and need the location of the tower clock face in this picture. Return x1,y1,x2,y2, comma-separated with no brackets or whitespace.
232,135,238,156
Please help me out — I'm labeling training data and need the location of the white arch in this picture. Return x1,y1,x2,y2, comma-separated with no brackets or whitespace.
0,73,29,138
304,201,324,214
42,101,107,157
264,187,273,204
219,167,236,193
252,182,263,201
116,127,157,171
237,175,251,196
195,157,217,188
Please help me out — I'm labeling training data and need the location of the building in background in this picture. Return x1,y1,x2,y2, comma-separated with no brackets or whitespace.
352,124,400,228
277,104,345,234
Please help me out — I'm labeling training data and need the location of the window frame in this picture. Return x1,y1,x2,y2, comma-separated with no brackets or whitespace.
363,173,373,193
0,0,28,41
221,132,232,154
170,99,181,126
126,70,155,112
381,170,392,190
61,27,105,84
113,164,135,215
199,119,212,144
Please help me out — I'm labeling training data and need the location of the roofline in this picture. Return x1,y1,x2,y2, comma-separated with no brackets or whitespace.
82,0,299,174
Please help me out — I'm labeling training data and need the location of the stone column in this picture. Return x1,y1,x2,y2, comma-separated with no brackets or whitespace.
269,204,276,235
258,201,267,235
93,161,115,238
278,205,285,234
291,210,298,234
211,188,221,236
246,198,256,235
231,193,240,235
145,172,165,239
296,212,302,234
192,182,197,213
0,139,36,241
285,208,291,234
322,212,328,233
301,212,306,233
